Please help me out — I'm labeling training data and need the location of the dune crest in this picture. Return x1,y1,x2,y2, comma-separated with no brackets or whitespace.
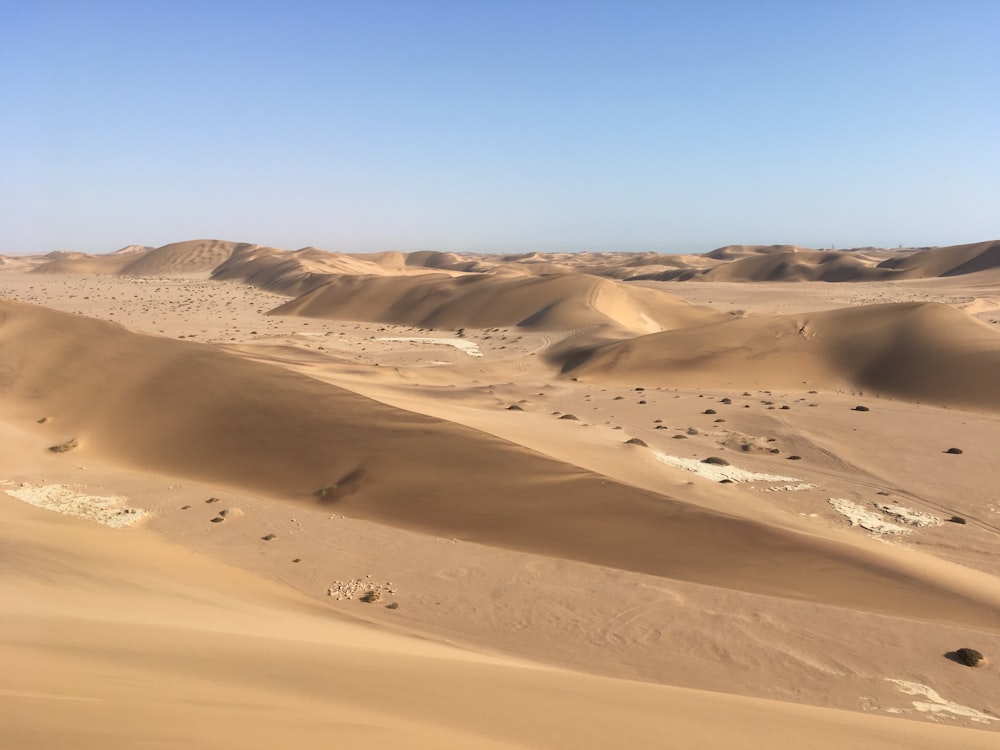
2,298,997,625
563,301,1000,410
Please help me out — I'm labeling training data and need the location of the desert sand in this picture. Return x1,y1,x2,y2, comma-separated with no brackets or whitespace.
2,238,1000,747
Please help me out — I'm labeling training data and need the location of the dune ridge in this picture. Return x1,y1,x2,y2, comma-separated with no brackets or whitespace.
3,298,998,626
269,271,726,334
562,301,1000,410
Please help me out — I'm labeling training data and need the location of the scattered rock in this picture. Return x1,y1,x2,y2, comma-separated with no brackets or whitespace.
261,533,277,541
947,516,967,524
210,516,225,523
638,400,647,405
558,414,579,420
713,418,726,423
720,398,732,404
780,405,790,410
292,558,302,563
181,505,191,510
702,456,730,466
944,447,964,455
506,404,524,411
360,590,382,604
955,648,986,667
768,448,780,454
787,455,802,461
624,438,648,447
702,409,717,415
719,478,734,484
672,434,687,439
385,602,400,610
852,405,870,412
206,497,221,504
48,438,78,453
686,427,699,435
37,417,49,424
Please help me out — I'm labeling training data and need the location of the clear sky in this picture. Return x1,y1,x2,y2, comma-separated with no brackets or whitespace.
2,0,998,254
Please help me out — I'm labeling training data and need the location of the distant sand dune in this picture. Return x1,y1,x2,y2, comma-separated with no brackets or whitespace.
269,272,726,334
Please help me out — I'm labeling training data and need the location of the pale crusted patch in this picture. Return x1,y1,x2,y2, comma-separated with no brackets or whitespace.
828,498,909,535
377,337,483,357
3,483,145,528
874,503,941,527
885,679,997,723
758,483,816,492
650,451,800,484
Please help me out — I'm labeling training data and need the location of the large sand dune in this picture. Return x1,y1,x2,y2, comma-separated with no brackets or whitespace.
564,301,1000,410
3,239,1000,746
3,298,997,626
270,271,725,333
8,497,995,750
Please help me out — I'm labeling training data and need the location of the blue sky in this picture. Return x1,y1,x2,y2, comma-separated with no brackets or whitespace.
2,0,997,254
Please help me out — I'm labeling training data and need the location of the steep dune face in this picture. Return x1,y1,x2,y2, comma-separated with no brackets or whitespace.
28,239,249,276
877,240,1000,278
704,244,806,260
30,251,139,275
565,302,1000,410
211,245,472,296
211,244,364,296
3,299,996,623
628,241,1000,282
270,272,726,333
117,239,247,276
699,250,885,282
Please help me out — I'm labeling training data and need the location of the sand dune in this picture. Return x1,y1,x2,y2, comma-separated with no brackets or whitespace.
116,238,247,276
270,271,726,333
3,298,998,626
4,239,1000,746
564,301,1000,410
876,239,1000,279
7,498,995,750
624,241,1000,282
29,250,138,275
20,237,1000,286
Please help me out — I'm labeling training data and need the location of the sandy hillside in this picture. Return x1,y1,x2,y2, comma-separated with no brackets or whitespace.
2,239,1000,747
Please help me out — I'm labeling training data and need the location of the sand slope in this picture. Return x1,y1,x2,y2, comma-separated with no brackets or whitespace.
3,299,999,625
876,240,1000,279
270,271,726,333
565,301,1000,410
7,499,996,750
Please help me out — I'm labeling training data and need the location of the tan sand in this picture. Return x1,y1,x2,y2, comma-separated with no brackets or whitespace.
2,239,1000,746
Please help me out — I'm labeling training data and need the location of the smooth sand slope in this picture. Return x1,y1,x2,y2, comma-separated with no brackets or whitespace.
564,301,1000,410
9,497,998,750
269,271,726,333
3,298,999,627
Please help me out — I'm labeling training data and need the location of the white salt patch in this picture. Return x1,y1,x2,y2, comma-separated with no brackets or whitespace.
885,679,996,723
650,451,800,484
759,483,816,492
828,498,908,535
378,337,483,357
3,483,145,528
874,503,941,527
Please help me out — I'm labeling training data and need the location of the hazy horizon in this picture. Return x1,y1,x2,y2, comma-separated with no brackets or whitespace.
3,1,997,254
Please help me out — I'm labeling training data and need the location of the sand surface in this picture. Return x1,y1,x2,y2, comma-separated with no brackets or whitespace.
2,239,1000,747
